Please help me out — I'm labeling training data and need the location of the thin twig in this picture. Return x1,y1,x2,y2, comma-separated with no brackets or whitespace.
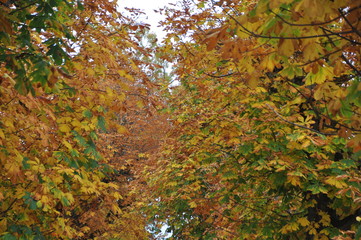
224,9,355,40
9,2,37,15
269,5,361,27
321,28,361,76
205,72,234,78
295,48,343,67
338,8,361,37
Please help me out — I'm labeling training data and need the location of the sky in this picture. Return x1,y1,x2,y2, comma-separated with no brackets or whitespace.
119,0,178,39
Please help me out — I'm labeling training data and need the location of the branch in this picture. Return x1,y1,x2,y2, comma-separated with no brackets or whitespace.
338,8,361,38
71,13,94,48
205,72,234,78
269,5,361,27
9,2,37,15
321,28,361,76
296,48,344,67
265,104,337,136
320,26,361,46
224,9,355,40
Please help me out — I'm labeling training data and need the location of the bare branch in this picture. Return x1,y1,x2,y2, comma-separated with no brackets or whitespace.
269,5,361,27
338,7,361,38
224,9,355,40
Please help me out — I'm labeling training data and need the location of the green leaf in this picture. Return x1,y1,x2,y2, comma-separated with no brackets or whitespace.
61,196,70,207
1,233,17,240
23,192,37,210
355,224,361,240
65,105,74,112
77,0,85,10
47,43,67,65
263,18,277,33
82,109,93,118
249,8,256,17
72,131,87,147
97,115,107,132
340,100,353,118
22,157,30,170
222,171,238,180
220,194,230,204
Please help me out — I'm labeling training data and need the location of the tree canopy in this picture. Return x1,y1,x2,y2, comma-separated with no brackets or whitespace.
1,0,360,239
147,0,361,239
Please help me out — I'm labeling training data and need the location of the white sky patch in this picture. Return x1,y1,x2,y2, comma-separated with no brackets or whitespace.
118,0,181,89
118,0,177,39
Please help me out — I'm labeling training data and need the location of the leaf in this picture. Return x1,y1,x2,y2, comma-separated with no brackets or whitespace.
356,224,361,240
59,124,71,133
278,39,294,57
117,125,128,134
324,176,348,189
297,217,310,227
62,140,73,150
287,175,301,186
72,131,87,147
22,157,30,170
82,109,93,118
1,233,17,240
189,201,197,208
97,115,107,132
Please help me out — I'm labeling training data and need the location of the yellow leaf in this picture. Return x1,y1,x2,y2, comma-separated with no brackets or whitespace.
72,62,83,70
117,70,126,76
309,228,317,235
117,125,128,134
287,175,301,186
297,217,310,227
247,75,259,89
118,92,126,102
4,120,15,129
113,192,123,200
325,176,347,188
0,129,5,139
5,161,20,174
64,193,74,204
59,124,71,133
278,39,294,57
71,119,82,128
81,226,91,233
319,211,331,226
166,181,178,187
303,42,320,61
62,140,72,149
280,222,299,234
86,68,95,76
106,87,114,97
0,219,7,232
189,201,197,208
136,100,145,108
255,87,267,93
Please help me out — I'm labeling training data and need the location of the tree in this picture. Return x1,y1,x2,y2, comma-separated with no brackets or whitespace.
147,0,361,239
1,0,360,239
0,0,155,239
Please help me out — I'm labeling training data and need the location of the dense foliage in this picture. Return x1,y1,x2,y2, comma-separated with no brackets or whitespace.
148,0,361,239
0,0,157,239
0,0,360,239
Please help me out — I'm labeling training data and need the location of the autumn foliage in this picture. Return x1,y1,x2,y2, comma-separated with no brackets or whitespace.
147,0,361,239
0,0,157,239
1,0,361,239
